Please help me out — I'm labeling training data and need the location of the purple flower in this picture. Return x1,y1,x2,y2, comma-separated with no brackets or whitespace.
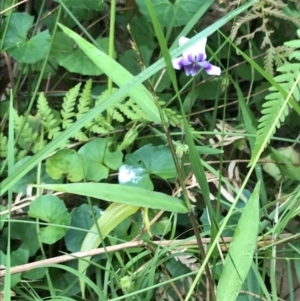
172,36,221,77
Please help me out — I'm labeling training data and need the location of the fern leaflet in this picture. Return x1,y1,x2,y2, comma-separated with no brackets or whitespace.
61,83,81,129
250,29,300,165
37,92,61,139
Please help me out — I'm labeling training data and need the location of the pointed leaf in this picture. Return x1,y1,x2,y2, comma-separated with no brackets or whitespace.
216,182,260,301
33,183,189,213
79,203,140,295
58,23,161,124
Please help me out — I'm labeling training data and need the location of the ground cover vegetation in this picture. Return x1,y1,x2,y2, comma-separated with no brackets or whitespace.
0,0,300,300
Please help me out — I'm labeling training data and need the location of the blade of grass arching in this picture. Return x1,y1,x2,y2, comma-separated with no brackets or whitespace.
182,117,218,232
58,23,161,124
107,0,116,95
233,81,268,206
79,203,140,297
0,0,258,196
4,93,14,301
251,262,272,301
216,181,260,301
32,183,189,213
58,0,104,52
287,259,295,301
143,3,219,298
143,0,214,212
45,264,106,300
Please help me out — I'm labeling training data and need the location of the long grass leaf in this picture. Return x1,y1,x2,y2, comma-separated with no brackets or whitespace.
216,181,260,301
32,183,189,213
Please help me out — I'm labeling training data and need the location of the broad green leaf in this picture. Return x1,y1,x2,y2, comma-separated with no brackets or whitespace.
131,16,157,49
118,144,176,190
119,49,143,75
65,204,102,252
8,30,51,64
46,149,86,182
28,195,71,244
23,255,46,280
216,182,260,301
10,248,30,287
3,13,51,63
3,12,33,49
79,203,140,296
52,32,114,75
3,221,40,256
33,183,189,213
136,0,205,27
78,138,123,181
58,23,161,124
12,157,62,195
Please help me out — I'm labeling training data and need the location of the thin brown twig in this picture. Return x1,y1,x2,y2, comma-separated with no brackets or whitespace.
0,234,293,277
0,0,29,15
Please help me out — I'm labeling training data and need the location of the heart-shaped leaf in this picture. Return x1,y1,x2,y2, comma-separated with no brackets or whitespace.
28,195,71,244
136,0,204,27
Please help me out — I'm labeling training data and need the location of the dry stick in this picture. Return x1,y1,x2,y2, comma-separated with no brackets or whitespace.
0,234,292,278
0,0,29,14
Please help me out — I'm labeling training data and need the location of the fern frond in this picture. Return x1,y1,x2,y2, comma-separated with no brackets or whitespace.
37,93,61,139
61,83,81,129
123,98,149,121
265,0,285,9
32,139,47,153
264,8,300,26
16,149,27,160
273,45,292,67
235,26,264,46
110,108,125,122
285,38,300,61
230,13,260,42
14,110,38,143
0,133,8,158
73,131,89,141
250,31,300,165
77,79,92,120
264,47,275,76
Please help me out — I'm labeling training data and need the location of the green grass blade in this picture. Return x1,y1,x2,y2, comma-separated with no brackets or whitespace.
79,203,139,297
32,183,189,213
46,263,106,300
57,23,161,124
216,181,260,301
4,92,14,301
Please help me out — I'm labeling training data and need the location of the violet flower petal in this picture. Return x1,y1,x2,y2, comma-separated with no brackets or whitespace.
189,64,201,76
205,64,221,76
172,57,184,70
183,64,193,76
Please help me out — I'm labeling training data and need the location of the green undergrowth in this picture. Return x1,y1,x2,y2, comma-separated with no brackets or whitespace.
1,0,300,300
